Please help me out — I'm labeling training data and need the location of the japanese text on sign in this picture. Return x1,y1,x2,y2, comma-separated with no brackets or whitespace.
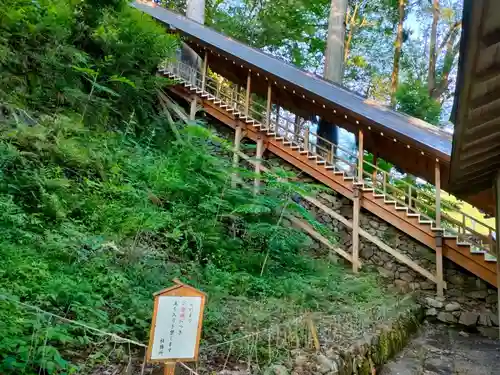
151,296,202,360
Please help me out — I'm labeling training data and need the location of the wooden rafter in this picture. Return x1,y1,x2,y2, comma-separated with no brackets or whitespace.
482,28,500,48
475,62,500,83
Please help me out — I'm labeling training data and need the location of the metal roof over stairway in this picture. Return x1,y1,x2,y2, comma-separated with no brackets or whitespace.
132,1,495,215
131,1,500,297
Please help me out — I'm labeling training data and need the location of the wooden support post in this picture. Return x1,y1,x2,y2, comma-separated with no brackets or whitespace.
383,173,387,195
216,80,221,98
435,233,444,298
254,137,264,195
494,171,500,339
233,85,239,108
189,98,197,121
328,145,334,164
435,160,441,229
304,127,310,151
276,105,281,131
201,51,208,92
358,129,364,182
352,187,361,273
245,71,251,117
164,363,176,375
266,83,272,127
372,152,378,188
231,126,242,188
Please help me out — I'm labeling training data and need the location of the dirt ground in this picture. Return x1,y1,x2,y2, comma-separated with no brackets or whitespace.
380,322,500,375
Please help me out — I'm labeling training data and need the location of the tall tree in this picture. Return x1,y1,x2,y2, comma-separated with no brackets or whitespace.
390,0,406,107
324,0,348,82
427,0,440,94
426,0,462,101
318,0,348,145
182,0,207,68
187,0,206,23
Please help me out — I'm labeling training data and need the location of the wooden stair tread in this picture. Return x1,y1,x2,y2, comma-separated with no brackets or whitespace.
165,72,497,287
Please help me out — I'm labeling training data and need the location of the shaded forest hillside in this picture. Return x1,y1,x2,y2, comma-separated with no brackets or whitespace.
0,1,401,374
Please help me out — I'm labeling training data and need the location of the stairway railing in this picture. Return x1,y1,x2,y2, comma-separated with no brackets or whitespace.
161,58,497,259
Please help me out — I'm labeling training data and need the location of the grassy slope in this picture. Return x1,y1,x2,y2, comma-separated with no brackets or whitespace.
0,1,404,373
0,121,403,373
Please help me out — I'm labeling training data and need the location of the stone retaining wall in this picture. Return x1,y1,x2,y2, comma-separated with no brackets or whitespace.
266,154,499,333
261,306,423,375
205,119,499,333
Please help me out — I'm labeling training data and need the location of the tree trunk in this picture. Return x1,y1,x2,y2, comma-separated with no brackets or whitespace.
324,0,348,82
432,23,461,100
427,0,439,96
186,0,206,24
318,0,348,147
390,0,406,108
343,3,359,63
182,0,206,71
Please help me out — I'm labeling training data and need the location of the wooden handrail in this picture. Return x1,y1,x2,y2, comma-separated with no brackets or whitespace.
166,58,496,257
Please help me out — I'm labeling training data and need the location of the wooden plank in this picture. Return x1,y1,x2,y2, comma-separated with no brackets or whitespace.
352,188,361,273
483,27,500,48
288,216,355,264
436,245,444,297
254,137,264,194
245,71,251,117
232,126,242,188
435,233,444,298
495,171,500,338
301,194,443,286
358,130,364,182
304,127,310,151
435,160,441,229
266,83,272,127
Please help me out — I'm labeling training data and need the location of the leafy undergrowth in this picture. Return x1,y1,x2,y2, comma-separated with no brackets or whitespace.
0,117,404,373
0,0,407,373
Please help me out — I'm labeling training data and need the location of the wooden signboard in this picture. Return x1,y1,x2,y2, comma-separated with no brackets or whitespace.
147,279,206,370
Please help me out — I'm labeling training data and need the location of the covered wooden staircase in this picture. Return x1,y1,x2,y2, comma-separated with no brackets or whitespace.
161,59,497,290
131,1,499,295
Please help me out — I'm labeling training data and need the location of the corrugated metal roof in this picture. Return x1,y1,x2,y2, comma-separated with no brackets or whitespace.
132,1,453,159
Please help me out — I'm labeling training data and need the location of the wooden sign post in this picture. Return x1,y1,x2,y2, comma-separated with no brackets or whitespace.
147,279,207,375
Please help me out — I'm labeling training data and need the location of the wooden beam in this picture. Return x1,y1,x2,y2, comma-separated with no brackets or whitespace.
435,233,444,298
475,62,500,83
463,131,500,150
470,87,500,110
231,126,242,188
372,152,378,188
435,160,441,229
469,107,500,132
352,187,361,273
358,129,364,182
302,194,444,286
460,154,500,172
460,148,500,170
189,98,197,120
245,71,251,117
483,27,500,48
266,83,272,127
495,171,500,339
254,137,264,194
288,216,356,264
461,142,500,161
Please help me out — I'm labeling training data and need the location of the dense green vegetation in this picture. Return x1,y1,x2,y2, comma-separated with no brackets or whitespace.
0,1,401,374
